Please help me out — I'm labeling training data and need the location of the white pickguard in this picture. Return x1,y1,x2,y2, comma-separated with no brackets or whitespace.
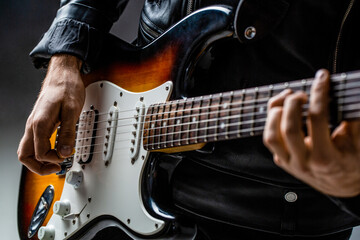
44,81,173,239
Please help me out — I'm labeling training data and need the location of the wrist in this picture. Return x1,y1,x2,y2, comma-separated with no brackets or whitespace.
49,54,83,73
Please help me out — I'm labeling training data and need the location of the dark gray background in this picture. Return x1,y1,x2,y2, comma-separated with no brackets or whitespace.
0,0,359,239
0,0,144,238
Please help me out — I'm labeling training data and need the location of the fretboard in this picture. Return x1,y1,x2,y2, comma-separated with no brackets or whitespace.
143,71,360,151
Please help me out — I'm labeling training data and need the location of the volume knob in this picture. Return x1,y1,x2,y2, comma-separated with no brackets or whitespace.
66,171,83,189
53,200,71,216
38,225,55,240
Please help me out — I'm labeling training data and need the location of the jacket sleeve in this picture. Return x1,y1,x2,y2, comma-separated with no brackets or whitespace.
30,0,129,73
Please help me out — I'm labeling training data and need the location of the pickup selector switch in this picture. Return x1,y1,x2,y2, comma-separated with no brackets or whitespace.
53,200,71,216
66,171,83,189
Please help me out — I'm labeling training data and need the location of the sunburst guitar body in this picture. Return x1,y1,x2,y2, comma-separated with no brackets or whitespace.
18,6,234,240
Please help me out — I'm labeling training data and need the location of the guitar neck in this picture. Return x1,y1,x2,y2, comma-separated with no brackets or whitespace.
143,70,360,151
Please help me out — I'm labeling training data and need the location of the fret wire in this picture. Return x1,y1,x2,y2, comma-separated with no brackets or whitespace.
214,93,222,141
238,90,245,137
188,98,196,144
205,95,212,142
158,103,165,149
186,99,193,145
179,100,186,146
174,100,180,147
226,91,234,139
195,96,203,143
251,88,259,136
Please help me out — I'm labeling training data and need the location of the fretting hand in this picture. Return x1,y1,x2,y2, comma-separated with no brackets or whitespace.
263,69,360,197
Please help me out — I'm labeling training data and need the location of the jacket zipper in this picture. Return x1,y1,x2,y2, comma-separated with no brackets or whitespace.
333,0,355,73
186,0,194,15
140,18,161,39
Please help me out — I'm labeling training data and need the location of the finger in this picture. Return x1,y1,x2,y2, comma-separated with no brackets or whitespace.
267,89,293,110
18,126,61,175
32,108,62,163
308,69,332,151
263,107,289,163
281,91,308,160
332,121,360,152
346,121,360,149
57,102,80,158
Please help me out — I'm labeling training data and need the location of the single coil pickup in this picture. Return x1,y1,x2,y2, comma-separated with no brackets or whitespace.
75,109,98,164
103,106,119,164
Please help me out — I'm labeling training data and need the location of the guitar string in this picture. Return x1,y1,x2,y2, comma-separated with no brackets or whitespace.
77,109,360,158
68,79,360,145
72,98,360,157
70,83,360,142
68,88,360,158
72,74,360,125
71,81,359,133
73,100,306,144
74,103,360,156
73,118,306,158
55,75,360,157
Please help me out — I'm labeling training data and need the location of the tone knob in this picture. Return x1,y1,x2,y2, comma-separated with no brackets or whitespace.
38,225,55,240
66,170,83,189
53,200,71,216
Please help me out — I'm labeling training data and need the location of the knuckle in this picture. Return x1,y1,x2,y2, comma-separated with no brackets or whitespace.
282,121,297,137
17,152,26,163
284,93,302,107
35,153,46,161
263,131,279,146
308,108,323,121
268,97,277,109
64,103,79,113
32,116,49,129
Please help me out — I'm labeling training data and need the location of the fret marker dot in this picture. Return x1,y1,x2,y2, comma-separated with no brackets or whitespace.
163,122,167,127
177,119,181,125
220,122,225,129
259,106,265,113
151,123,155,128
192,117,197,122
223,103,228,109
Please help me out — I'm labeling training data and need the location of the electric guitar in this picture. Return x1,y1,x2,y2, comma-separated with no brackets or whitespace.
18,5,360,240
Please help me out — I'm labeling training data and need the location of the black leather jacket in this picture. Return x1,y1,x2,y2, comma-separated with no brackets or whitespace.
30,0,360,237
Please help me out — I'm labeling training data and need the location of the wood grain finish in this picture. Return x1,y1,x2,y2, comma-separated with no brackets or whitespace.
82,45,177,92
18,169,65,240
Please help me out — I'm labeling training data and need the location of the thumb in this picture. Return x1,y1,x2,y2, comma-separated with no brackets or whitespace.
57,105,79,158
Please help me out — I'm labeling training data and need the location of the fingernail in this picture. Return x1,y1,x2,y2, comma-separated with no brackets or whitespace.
60,145,72,157
316,70,325,79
